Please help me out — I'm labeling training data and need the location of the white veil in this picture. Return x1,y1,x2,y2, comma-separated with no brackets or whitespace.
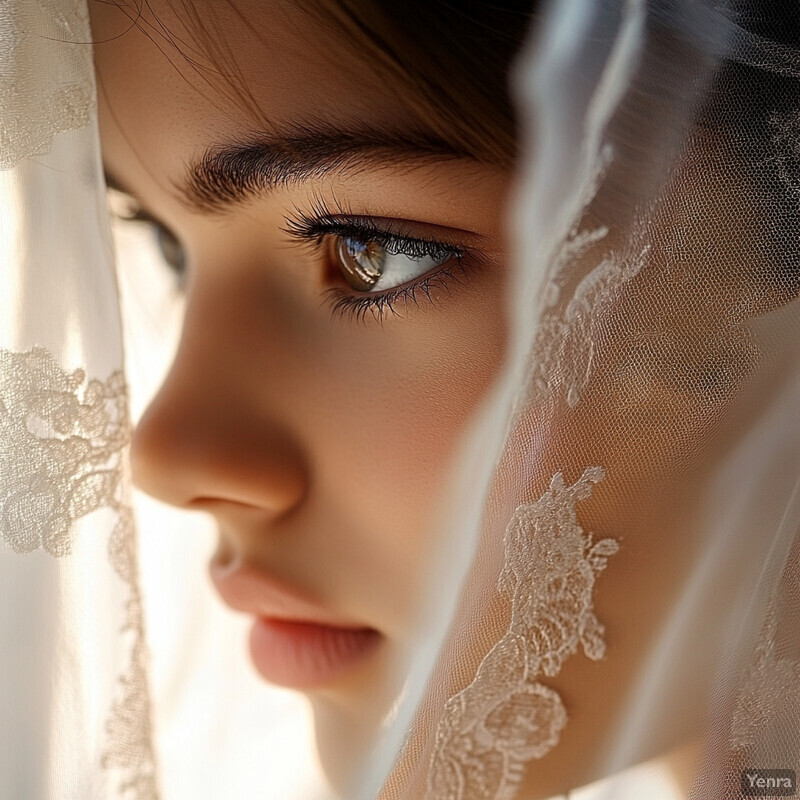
366,2,800,799
0,1,158,797
2,2,800,800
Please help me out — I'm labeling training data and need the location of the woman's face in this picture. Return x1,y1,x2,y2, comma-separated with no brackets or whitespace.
88,2,776,797
89,0,510,786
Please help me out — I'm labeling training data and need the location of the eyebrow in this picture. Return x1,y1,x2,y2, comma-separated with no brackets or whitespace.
175,121,481,215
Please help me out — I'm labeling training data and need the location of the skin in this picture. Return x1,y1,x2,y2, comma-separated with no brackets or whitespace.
89,1,778,798
89,0,510,794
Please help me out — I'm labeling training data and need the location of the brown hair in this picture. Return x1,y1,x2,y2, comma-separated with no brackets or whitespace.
104,0,538,165
297,1,538,164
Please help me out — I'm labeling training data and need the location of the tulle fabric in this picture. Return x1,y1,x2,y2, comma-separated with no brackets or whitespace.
0,2,159,797
2,1,800,800
363,2,800,799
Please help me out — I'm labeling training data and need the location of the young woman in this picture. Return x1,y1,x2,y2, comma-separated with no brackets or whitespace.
90,1,528,795
2,1,798,799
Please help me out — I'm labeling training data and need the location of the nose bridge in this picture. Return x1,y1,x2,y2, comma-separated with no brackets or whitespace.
129,286,308,514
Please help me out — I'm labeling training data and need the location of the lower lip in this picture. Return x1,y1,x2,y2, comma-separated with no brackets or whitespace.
249,617,381,689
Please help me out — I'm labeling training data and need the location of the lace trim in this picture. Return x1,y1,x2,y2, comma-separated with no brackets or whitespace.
0,0,94,169
101,497,161,800
728,601,800,758
519,146,649,409
0,347,128,555
0,347,159,798
529,233,649,409
425,467,618,800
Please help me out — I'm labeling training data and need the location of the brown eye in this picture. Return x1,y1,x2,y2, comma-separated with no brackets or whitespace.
331,234,455,294
334,237,385,291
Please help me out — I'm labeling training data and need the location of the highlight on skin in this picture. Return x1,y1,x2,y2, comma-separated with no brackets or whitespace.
88,1,784,798
90,0,517,794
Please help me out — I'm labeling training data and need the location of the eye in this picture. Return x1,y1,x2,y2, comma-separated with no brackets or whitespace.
106,185,187,281
281,202,480,323
151,223,187,278
332,235,455,292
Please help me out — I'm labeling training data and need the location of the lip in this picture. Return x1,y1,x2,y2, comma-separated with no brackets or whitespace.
249,617,381,688
209,560,381,688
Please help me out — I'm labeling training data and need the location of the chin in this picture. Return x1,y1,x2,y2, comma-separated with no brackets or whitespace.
306,638,407,798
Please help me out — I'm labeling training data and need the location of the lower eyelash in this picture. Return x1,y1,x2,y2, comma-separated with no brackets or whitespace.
321,256,476,325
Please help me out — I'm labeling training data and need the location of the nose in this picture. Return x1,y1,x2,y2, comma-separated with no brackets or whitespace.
129,300,308,519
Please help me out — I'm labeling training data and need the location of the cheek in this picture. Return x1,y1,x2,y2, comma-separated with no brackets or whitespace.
308,282,509,595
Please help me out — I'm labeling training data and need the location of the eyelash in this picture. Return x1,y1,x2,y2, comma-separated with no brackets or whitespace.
107,202,189,293
110,192,479,324
281,197,477,324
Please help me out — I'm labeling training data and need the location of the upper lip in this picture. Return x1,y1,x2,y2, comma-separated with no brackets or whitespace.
209,559,371,630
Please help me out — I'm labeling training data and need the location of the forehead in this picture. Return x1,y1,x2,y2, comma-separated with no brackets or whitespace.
90,0,415,188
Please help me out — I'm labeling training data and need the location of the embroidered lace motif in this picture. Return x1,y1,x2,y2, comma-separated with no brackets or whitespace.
529,232,649,409
516,146,650,409
0,347,128,555
0,0,94,169
425,467,618,800
729,604,800,751
0,347,159,798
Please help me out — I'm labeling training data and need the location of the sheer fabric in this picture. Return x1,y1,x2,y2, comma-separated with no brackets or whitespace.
0,1,158,797
2,1,800,800
364,2,800,799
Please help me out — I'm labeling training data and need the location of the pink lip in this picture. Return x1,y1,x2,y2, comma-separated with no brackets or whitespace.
249,618,381,688
209,560,381,687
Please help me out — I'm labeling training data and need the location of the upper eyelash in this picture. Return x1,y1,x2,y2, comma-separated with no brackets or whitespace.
280,205,464,263
278,194,478,324
108,186,479,324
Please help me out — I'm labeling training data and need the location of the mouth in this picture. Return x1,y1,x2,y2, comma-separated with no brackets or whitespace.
209,558,382,688
249,618,381,689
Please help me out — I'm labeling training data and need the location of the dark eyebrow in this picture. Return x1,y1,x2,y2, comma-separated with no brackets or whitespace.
176,121,481,215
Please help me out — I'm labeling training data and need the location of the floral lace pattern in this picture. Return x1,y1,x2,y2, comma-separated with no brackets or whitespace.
425,467,618,800
517,146,648,409
0,0,94,169
0,347,159,798
729,603,785,753
725,595,800,791
529,231,649,409
0,347,129,556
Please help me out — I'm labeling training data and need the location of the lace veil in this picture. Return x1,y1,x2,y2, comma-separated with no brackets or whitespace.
2,2,799,800
0,1,158,797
